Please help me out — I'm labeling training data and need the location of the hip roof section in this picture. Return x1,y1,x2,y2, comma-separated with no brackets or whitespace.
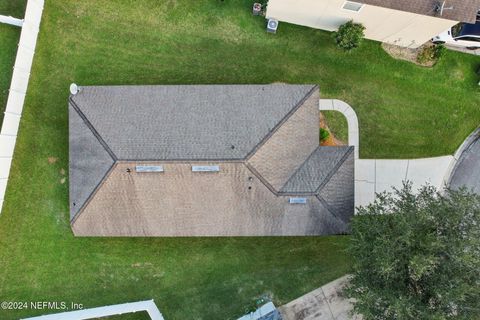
281,146,353,193
69,85,318,161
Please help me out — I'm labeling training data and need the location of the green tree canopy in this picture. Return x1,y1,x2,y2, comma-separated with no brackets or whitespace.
346,183,480,319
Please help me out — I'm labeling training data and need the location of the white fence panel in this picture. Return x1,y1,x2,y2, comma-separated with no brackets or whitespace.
23,300,165,320
0,180,8,201
0,135,17,157
0,0,44,213
0,15,23,27
5,90,26,115
0,113,21,136
0,158,13,179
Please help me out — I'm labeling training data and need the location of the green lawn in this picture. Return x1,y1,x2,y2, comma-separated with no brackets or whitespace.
0,0,479,319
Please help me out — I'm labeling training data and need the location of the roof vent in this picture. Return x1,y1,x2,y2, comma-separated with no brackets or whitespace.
192,165,220,172
136,165,164,173
289,197,307,204
70,83,80,95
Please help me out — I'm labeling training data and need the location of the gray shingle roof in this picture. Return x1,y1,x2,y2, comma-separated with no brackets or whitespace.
68,85,355,231
280,146,353,193
318,150,355,224
360,0,480,23
69,105,115,219
70,85,317,160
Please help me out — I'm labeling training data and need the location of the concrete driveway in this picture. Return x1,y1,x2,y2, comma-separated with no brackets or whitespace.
449,130,480,193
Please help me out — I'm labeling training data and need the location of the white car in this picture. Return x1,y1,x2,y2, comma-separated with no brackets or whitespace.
432,14,480,50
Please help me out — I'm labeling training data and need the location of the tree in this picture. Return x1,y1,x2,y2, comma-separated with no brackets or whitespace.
334,20,365,51
345,183,480,319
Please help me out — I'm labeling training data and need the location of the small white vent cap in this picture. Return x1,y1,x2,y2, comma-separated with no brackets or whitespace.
70,83,80,95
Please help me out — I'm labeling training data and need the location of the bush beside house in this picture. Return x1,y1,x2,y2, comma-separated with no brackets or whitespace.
334,20,365,51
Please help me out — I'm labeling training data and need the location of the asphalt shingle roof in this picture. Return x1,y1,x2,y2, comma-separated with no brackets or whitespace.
70,85,317,160
280,146,353,193
68,84,355,231
360,0,480,23
318,150,355,224
69,105,115,219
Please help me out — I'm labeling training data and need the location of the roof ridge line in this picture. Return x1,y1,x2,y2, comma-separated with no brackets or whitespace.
244,162,318,197
115,158,246,163
245,85,319,161
279,146,322,192
315,194,348,228
315,146,354,195
69,97,118,161
70,162,117,224
244,162,279,196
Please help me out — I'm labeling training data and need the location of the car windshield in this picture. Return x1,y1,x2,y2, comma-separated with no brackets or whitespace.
453,21,480,38
451,23,463,37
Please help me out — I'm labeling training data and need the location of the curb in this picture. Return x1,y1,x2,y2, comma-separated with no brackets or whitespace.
444,127,480,188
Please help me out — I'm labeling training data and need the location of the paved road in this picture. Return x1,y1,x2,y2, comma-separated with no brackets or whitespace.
449,134,480,193
445,44,480,56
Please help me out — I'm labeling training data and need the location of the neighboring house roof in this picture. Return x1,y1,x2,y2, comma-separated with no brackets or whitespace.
359,0,480,23
69,85,355,236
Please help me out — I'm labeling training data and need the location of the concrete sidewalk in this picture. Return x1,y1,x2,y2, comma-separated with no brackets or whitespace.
355,156,453,207
279,276,360,320
319,99,455,208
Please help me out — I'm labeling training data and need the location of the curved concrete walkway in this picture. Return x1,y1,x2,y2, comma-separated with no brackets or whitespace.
320,99,359,159
319,99,454,208
448,128,480,193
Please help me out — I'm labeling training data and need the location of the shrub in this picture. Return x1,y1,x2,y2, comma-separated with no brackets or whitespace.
345,183,480,319
334,20,365,51
320,128,330,142
417,44,445,64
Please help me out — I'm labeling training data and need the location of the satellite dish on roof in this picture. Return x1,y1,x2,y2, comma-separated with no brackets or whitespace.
70,83,79,95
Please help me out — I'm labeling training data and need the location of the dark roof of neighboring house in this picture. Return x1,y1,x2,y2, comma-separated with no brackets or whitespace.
69,85,317,161
360,0,480,23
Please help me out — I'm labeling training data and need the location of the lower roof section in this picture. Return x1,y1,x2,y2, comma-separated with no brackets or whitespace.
280,146,353,193
72,162,351,236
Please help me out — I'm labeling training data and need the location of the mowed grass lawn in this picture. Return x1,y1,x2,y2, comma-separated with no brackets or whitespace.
0,0,479,319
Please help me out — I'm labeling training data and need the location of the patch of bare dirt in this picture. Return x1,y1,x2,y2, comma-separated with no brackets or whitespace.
382,42,436,67
48,157,58,164
320,113,346,147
